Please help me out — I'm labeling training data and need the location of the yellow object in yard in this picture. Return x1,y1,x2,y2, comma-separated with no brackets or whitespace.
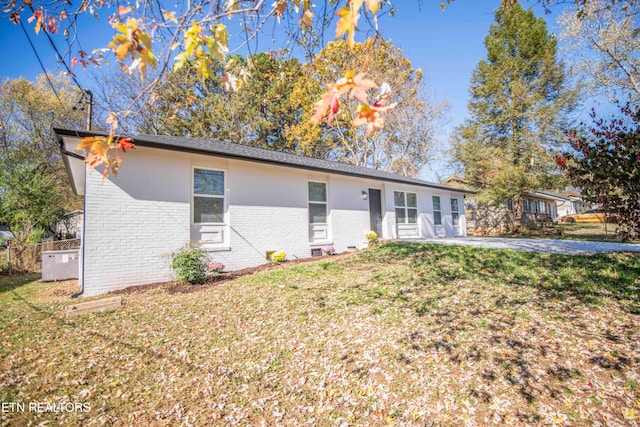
558,209,610,224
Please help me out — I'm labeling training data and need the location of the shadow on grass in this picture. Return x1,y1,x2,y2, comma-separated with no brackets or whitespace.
0,274,40,293
363,242,640,312
6,286,219,390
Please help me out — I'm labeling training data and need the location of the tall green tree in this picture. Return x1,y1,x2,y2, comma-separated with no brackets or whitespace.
0,163,65,244
0,75,85,241
143,53,311,154
451,0,577,229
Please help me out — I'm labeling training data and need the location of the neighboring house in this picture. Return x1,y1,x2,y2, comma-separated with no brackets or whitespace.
507,191,569,226
57,129,471,296
55,210,84,239
443,177,570,234
556,193,593,217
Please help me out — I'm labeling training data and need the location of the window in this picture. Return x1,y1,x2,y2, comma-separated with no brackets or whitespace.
451,198,460,226
540,201,548,214
193,168,225,223
394,191,417,224
308,181,327,223
433,196,442,226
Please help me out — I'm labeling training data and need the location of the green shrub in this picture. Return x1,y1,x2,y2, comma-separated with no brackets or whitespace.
171,247,207,284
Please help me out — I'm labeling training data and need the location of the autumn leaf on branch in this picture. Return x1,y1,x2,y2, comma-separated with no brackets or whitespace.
311,70,396,134
274,0,287,23
353,82,398,135
335,3,361,49
77,111,136,176
310,84,345,125
335,0,381,48
173,22,229,81
77,132,135,177
108,18,157,81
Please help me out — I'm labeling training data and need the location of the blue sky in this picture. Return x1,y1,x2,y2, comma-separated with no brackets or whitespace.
0,0,570,180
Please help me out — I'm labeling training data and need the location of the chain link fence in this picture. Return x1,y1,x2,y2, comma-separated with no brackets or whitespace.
1,239,81,274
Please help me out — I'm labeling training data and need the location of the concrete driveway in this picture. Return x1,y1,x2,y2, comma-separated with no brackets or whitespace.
417,237,640,255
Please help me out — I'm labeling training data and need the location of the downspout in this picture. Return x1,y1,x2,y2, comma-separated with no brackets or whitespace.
59,139,86,299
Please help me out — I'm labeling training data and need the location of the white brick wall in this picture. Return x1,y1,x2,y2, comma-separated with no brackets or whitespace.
80,146,466,295
82,149,191,295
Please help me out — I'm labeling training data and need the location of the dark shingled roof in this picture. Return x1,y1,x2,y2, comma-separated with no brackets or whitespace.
55,128,472,193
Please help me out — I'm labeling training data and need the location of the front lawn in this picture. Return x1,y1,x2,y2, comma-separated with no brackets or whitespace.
505,222,638,243
1,243,639,425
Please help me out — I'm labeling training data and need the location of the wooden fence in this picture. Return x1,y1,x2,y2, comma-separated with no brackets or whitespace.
1,239,81,274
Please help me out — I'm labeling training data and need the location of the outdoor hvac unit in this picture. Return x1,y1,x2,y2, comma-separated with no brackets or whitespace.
41,249,80,281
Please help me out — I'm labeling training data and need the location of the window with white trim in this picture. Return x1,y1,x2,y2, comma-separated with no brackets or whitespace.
451,198,460,226
433,195,442,226
308,181,327,223
394,191,417,224
193,168,225,223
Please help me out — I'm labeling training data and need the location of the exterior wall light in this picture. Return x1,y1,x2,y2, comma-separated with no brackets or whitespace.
361,191,368,200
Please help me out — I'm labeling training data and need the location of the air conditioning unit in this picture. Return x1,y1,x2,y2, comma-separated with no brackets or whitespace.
42,249,80,281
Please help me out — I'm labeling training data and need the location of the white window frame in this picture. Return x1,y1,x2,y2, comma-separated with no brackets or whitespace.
192,167,226,225
394,191,418,224
451,197,460,227
308,180,328,225
433,195,442,226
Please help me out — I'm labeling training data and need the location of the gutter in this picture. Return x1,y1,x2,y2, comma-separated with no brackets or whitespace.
58,138,86,161
54,128,475,195
58,138,86,299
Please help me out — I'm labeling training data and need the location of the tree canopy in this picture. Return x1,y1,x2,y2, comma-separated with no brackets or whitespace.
0,76,85,241
558,0,640,102
290,38,447,177
451,1,577,227
0,0,632,179
557,105,640,242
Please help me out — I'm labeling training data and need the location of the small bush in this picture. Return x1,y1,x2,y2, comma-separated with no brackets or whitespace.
365,230,378,244
207,261,225,275
270,250,286,262
322,245,336,256
171,247,207,284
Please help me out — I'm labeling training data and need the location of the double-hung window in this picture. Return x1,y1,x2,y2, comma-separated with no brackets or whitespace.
193,168,225,223
308,181,327,223
433,196,442,226
451,198,460,226
394,191,417,224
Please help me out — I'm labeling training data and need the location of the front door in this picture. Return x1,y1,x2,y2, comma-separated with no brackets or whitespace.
369,189,382,235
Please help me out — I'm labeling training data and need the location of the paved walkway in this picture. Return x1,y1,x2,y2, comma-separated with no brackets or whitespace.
417,237,640,255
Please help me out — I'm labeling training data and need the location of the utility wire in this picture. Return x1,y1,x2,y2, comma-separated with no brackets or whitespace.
26,5,86,94
18,18,70,115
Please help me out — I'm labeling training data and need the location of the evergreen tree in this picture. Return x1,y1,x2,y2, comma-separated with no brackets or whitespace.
452,0,577,230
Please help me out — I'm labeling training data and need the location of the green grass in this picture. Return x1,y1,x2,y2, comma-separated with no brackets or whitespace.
1,243,639,425
507,222,639,243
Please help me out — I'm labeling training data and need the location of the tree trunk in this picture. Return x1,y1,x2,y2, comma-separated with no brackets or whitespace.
510,195,524,234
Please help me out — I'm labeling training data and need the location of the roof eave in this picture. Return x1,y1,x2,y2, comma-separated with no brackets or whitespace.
53,128,474,194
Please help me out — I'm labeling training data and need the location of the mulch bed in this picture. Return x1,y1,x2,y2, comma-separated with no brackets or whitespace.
112,253,351,296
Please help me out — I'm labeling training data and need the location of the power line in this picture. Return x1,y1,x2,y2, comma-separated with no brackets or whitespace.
19,7,94,128
18,18,70,115
27,5,85,94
